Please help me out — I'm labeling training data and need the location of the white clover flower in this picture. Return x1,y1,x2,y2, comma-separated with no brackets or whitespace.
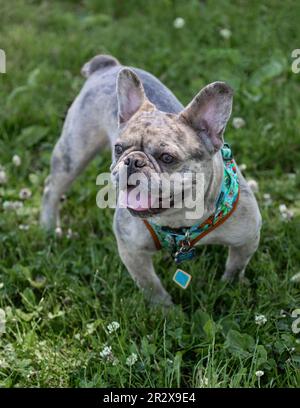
285,210,294,220
219,28,232,39
291,272,300,283
3,200,23,211
0,359,8,368
99,345,118,364
14,201,24,209
19,188,32,200
19,224,29,231
107,321,120,334
86,322,96,335
255,370,264,378
232,117,246,129
0,308,6,335
3,201,13,211
173,17,185,29
279,204,287,213
126,352,138,366
12,155,21,167
239,163,247,172
0,170,7,185
74,333,81,341
263,193,272,206
255,314,267,326
55,227,63,238
200,377,209,387
66,228,73,239
247,179,259,193
279,204,294,221
0,283,3,289
100,345,112,359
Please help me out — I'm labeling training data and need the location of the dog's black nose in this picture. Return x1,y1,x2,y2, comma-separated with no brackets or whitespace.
124,156,146,171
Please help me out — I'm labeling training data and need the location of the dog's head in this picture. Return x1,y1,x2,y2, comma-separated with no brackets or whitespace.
111,68,233,219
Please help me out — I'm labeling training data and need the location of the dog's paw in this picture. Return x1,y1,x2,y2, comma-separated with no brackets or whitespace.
149,293,174,310
238,275,250,286
221,272,235,283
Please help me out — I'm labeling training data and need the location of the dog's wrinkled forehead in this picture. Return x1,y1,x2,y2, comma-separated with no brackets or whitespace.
116,68,233,159
119,110,201,156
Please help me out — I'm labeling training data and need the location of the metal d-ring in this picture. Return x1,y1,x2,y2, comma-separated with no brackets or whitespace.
179,230,192,253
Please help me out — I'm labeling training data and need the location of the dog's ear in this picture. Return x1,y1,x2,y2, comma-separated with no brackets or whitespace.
117,68,146,126
179,82,233,153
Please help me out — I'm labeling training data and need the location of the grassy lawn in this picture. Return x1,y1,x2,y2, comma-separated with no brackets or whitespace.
0,0,300,387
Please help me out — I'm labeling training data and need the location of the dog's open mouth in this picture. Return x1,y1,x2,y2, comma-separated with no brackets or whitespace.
121,185,174,218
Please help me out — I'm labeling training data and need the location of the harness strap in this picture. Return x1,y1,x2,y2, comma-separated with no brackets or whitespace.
190,188,239,246
143,219,162,250
143,188,239,251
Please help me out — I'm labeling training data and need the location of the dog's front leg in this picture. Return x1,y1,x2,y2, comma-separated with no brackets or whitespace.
116,239,173,307
222,233,260,282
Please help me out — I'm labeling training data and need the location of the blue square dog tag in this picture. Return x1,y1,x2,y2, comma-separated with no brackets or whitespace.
173,269,192,289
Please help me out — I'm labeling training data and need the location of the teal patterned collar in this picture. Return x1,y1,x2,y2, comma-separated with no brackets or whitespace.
143,144,240,264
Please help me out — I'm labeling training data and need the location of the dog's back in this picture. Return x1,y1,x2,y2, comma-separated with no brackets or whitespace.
76,55,183,142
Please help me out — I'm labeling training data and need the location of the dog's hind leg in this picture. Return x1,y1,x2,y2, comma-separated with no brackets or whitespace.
40,116,109,230
41,55,122,230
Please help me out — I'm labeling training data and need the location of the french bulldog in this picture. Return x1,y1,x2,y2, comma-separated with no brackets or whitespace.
41,54,261,307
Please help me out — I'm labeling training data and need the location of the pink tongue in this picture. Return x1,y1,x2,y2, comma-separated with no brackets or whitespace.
126,190,152,211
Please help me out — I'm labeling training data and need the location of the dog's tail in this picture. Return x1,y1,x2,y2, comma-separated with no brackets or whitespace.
81,54,120,78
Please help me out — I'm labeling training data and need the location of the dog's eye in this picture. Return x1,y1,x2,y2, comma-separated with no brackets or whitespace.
114,144,123,156
160,153,174,164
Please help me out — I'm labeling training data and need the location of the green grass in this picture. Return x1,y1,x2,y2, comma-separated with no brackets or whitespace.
0,0,300,388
